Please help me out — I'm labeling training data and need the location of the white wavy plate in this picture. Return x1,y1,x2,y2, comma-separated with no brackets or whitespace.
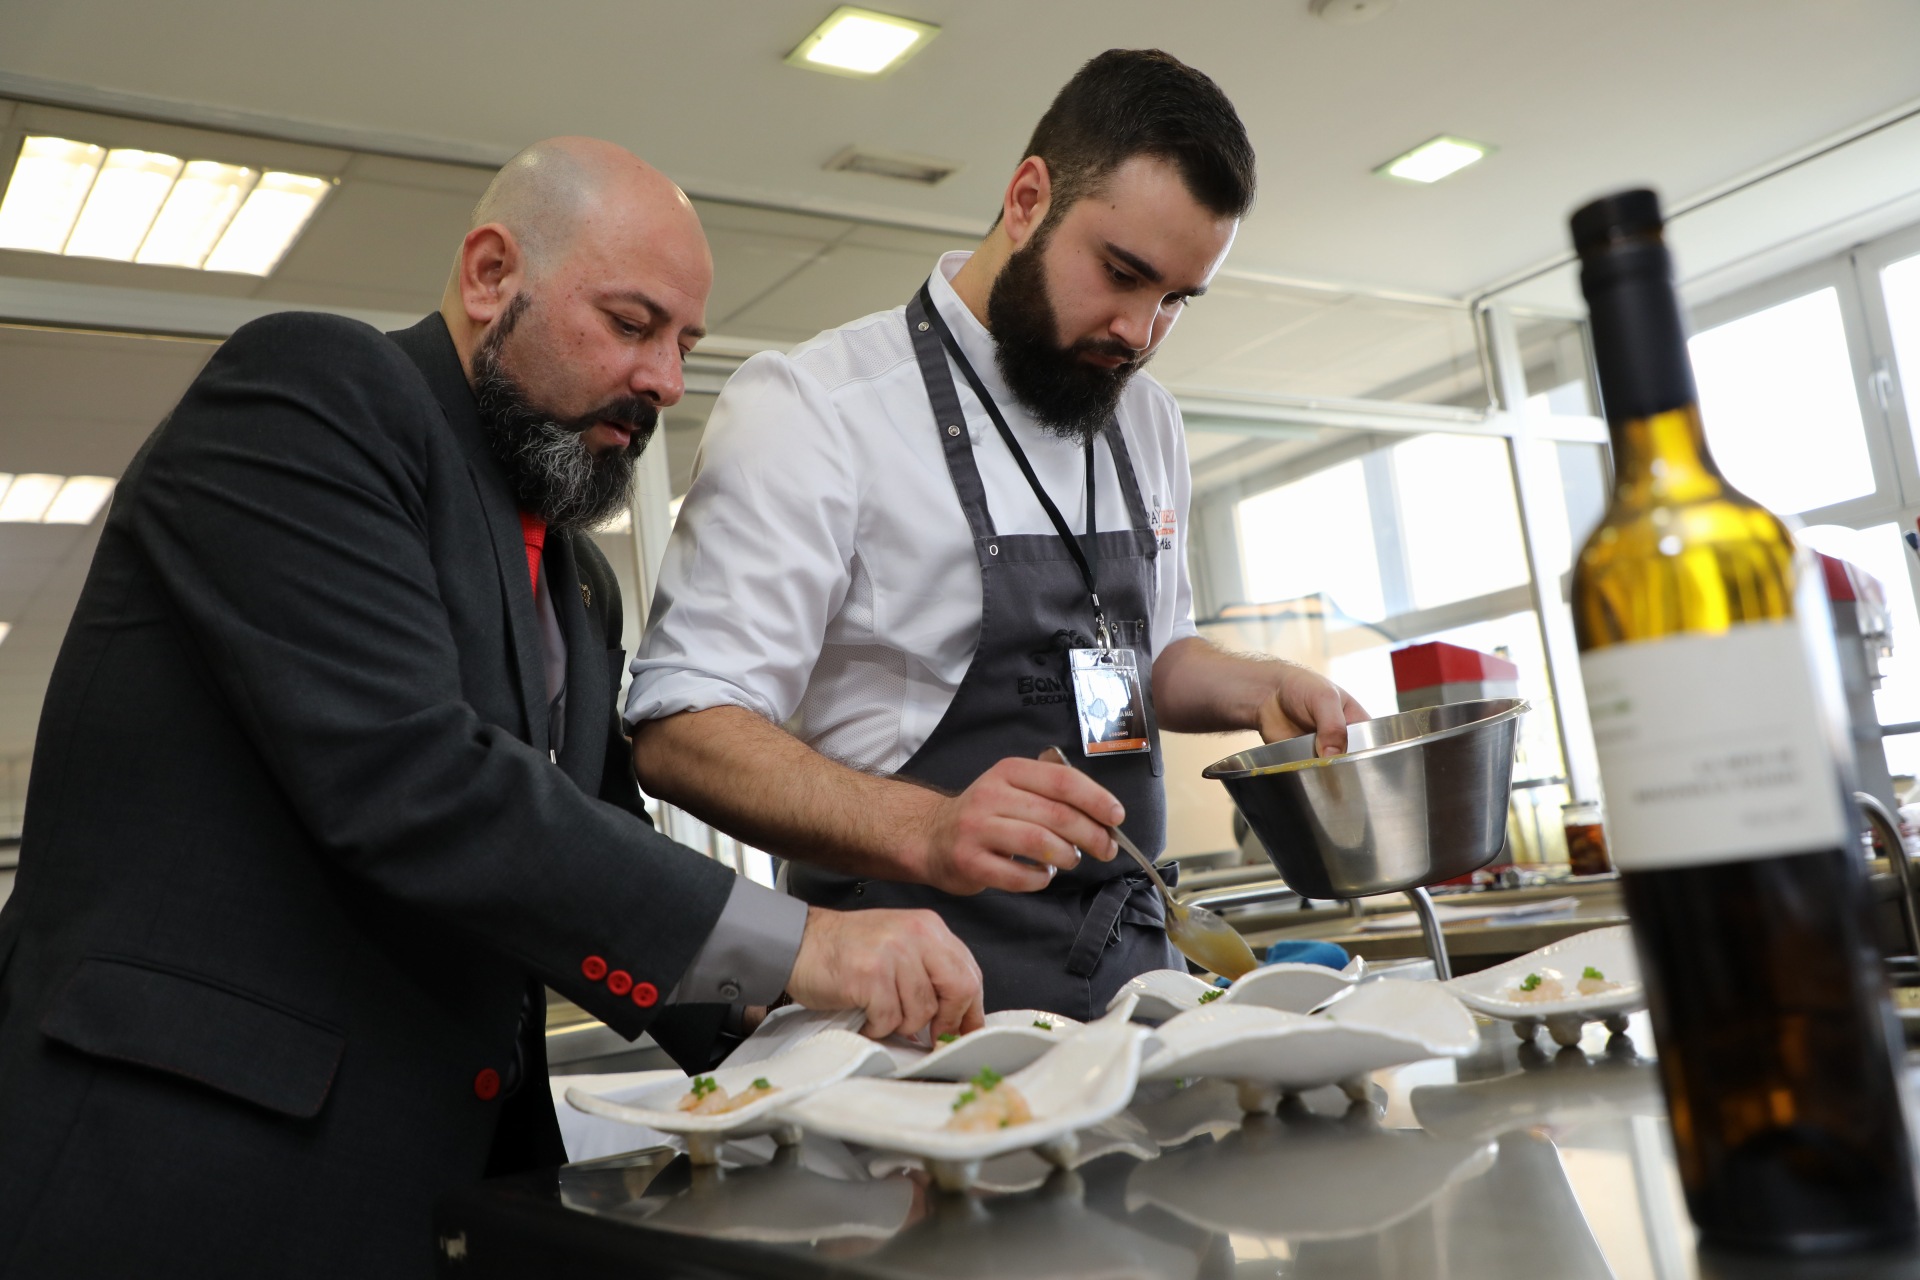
893,1009,1083,1081
781,1007,1147,1175
865,1110,1159,1194
1442,925,1644,1023
1140,980,1479,1092
1108,956,1366,1022
565,1029,894,1151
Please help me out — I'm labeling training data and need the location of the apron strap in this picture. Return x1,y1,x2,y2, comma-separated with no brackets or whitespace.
1099,421,1158,559
1065,873,1168,978
906,292,999,548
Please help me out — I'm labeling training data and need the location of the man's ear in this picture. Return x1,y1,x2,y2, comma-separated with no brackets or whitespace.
458,224,522,325
1001,156,1053,251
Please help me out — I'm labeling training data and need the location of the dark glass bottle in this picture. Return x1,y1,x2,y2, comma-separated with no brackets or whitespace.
1570,188,1918,1252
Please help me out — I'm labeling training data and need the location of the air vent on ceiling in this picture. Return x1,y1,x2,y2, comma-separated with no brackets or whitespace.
824,146,958,186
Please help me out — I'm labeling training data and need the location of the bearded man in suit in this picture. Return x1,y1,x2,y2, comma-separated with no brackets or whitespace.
0,137,982,1279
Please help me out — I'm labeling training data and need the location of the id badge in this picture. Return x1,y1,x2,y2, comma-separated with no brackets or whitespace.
1069,647,1151,756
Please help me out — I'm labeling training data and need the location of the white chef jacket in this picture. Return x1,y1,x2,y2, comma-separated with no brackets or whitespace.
626,251,1199,773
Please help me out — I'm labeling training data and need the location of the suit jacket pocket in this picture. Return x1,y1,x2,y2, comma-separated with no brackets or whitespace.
40,955,345,1119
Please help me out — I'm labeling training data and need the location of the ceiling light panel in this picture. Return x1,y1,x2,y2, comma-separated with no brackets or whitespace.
136,160,258,268
0,136,105,253
0,136,331,275
787,7,939,78
0,474,66,523
64,148,184,261
43,476,117,525
204,171,332,275
1376,136,1491,184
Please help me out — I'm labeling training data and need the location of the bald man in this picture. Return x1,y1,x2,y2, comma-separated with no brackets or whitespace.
0,138,982,1279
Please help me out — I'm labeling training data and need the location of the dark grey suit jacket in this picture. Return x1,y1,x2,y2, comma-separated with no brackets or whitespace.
0,312,737,1278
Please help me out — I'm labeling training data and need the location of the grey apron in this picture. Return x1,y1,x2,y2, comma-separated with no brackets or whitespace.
788,287,1179,1021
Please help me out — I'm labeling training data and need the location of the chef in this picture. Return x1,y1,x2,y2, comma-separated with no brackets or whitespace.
629,50,1366,1018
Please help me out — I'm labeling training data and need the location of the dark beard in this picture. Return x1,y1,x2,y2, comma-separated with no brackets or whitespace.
986,232,1145,443
471,294,658,533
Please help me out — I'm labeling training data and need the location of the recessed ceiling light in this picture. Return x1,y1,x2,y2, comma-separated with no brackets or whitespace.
0,136,330,274
65,148,184,261
786,6,939,78
0,136,105,253
1375,136,1492,185
44,476,117,525
0,473,116,524
0,474,66,522
205,171,332,275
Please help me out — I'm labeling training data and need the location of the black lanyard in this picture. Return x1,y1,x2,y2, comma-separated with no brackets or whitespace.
916,284,1109,646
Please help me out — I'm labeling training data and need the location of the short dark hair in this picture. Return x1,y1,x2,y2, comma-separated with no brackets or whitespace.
1021,49,1255,224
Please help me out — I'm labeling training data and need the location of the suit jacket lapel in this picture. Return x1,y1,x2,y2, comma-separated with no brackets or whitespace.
545,531,609,787
386,315,548,750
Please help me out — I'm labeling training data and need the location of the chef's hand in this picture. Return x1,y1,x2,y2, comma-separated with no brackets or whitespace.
917,757,1121,896
1257,665,1369,758
786,906,986,1040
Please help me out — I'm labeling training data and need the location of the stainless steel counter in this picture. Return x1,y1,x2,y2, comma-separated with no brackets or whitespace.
438,1013,1920,1278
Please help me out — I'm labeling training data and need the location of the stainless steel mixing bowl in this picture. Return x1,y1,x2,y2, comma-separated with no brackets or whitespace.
1201,698,1528,900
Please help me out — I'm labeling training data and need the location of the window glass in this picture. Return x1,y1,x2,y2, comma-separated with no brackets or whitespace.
1884,251,1920,460
1392,434,1530,610
1516,314,1596,418
1235,458,1385,621
1688,288,1873,515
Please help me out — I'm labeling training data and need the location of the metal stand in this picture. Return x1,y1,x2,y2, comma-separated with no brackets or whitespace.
1406,885,1454,982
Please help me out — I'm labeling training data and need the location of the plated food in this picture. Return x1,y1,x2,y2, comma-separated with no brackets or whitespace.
1443,925,1644,1046
944,1067,1034,1132
1139,979,1479,1111
1109,957,1366,1022
890,1008,1087,1082
779,1005,1148,1191
677,1075,780,1115
565,1028,893,1164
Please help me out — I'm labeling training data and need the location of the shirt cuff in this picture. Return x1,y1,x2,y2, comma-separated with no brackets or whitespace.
667,874,807,1008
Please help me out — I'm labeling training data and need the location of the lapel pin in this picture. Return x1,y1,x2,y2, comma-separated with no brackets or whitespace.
579,582,593,608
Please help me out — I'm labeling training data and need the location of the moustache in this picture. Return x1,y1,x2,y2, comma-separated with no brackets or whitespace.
1072,337,1140,366
561,399,658,446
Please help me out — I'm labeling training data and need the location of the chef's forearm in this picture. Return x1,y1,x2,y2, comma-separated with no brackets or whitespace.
1148,636,1287,733
632,706,941,880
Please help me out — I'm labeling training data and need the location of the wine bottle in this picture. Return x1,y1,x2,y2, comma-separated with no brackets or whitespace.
1569,188,1918,1253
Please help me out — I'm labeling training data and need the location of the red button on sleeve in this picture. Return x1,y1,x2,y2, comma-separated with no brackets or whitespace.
605,969,633,996
631,982,659,1008
473,1068,501,1101
581,955,608,982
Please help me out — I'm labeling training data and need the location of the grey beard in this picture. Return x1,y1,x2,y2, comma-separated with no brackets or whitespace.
470,294,654,534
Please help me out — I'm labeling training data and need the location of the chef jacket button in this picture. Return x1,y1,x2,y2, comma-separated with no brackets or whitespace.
581,955,608,982
606,969,633,996
719,981,742,1002
632,982,659,1008
473,1068,501,1101
947,424,960,437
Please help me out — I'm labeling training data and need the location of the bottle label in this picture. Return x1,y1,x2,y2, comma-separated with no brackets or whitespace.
1581,620,1851,870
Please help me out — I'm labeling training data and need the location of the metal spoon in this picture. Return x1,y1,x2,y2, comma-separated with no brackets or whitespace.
1040,746,1262,981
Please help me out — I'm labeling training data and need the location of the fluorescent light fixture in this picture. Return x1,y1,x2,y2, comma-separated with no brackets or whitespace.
1375,136,1491,184
65,148,185,260
0,137,329,273
0,474,66,522
0,473,116,524
137,159,259,268
43,476,117,524
0,136,105,253
786,6,938,77
204,170,331,275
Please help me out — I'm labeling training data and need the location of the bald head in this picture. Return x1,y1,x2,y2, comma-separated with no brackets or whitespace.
458,136,702,283
442,136,712,463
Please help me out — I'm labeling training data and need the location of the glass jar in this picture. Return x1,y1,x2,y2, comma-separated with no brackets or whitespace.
1562,799,1611,876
